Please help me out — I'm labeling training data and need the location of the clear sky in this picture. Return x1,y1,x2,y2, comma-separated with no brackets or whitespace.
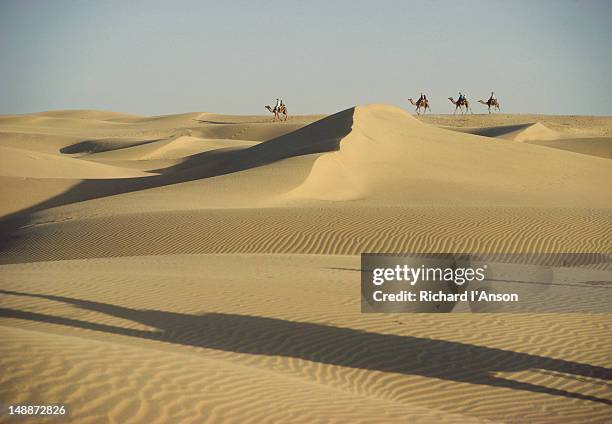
1,0,610,116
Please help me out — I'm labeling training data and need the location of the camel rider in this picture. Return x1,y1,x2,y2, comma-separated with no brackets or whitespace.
489,92,496,103
457,92,463,104
274,98,281,112
419,93,428,106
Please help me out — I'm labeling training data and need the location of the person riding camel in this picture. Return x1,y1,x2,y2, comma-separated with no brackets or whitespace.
418,93,429,107
489,92,496,103
273,98,281,113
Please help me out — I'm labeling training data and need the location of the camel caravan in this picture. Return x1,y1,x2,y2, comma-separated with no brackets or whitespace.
408,91,500,115
264,92,500,123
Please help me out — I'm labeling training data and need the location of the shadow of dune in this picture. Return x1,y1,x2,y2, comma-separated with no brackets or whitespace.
1,289,610,405
195,120,244,125
467,123,533,138
444,124,535,138
59,138,162,155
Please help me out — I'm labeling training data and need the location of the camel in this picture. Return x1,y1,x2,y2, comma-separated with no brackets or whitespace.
478,98,501,114
408,98,431,115
265,104,288,121
448,97,472,114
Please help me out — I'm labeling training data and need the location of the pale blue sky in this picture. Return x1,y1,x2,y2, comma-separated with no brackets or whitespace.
1,0,610,115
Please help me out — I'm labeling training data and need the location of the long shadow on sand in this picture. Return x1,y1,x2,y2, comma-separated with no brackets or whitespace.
1,289,610,405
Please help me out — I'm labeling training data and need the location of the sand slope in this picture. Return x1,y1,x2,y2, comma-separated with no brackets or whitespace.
1,106,611,423
527,137,612,159
0,145,151,179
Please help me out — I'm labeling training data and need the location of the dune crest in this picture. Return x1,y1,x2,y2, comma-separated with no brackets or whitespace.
288,104,423,200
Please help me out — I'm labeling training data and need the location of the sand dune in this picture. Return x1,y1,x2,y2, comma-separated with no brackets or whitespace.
92,136,256,161
425,115,612,158
422,113,612,137
1,106,611,423
0,131,82,154
289,106,612,203
455,122,560,141
0,145,150,179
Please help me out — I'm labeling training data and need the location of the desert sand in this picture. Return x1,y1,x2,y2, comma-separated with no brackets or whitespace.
1,105,611,423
